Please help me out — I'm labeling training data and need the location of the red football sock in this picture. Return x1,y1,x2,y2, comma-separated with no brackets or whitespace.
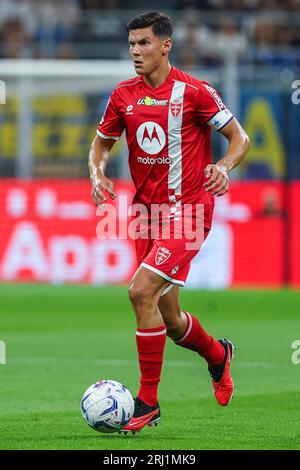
136,325,166,407
174,311,225,366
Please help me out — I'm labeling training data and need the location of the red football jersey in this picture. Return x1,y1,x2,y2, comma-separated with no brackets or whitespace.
97,66,233,208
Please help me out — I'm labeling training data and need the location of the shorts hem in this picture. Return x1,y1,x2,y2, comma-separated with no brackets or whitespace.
141,262,185,286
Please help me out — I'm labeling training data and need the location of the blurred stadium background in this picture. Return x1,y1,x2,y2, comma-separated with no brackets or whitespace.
0,0,300,288
1,0,300,451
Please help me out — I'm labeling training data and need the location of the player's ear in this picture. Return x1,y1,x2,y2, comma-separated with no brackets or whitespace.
162,38,172,54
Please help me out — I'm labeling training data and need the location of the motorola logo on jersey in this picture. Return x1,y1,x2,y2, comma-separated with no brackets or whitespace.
136,122,166,155
137,156,171,165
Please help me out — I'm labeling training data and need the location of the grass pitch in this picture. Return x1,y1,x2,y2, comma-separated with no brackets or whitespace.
0,285,300,450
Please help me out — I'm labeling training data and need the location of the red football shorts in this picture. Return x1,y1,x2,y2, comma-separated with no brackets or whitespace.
135,202,214,286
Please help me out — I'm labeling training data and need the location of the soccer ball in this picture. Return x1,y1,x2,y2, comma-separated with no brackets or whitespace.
80,379,134,433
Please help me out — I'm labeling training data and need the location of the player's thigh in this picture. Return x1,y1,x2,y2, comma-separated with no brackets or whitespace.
158,285,181,324
129,265,169,306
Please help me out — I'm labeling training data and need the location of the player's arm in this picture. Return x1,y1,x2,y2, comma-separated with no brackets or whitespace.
88,135,117,206
204,118,250,197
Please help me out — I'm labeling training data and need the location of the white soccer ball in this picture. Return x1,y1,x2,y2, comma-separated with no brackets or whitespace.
81,379,134,433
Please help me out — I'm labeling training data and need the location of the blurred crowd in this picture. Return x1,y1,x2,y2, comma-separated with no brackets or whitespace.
0,0,299,65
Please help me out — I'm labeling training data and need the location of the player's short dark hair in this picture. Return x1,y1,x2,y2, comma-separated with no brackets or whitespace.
126,11,173,38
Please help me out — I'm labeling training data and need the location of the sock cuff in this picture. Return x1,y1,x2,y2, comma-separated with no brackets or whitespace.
174,311,193,344
136,325,166,336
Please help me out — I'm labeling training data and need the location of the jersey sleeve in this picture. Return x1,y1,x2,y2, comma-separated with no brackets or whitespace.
194,82,234,131
97,89,125,140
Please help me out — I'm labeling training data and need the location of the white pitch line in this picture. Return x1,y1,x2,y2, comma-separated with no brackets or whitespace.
6,357,293,368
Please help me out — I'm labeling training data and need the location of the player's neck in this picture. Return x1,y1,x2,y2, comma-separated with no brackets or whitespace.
143,63,172,90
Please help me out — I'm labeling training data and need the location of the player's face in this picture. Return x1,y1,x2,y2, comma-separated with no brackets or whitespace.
128,27,171,75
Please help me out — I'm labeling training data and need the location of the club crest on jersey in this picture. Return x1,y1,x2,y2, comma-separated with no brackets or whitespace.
170,100,183,118
155,247,171,266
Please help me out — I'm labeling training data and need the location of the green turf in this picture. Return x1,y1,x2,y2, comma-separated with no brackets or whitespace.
0,285,300,450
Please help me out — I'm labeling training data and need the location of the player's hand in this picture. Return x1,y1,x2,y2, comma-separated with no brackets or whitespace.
90,173,117,207
204,164,229,197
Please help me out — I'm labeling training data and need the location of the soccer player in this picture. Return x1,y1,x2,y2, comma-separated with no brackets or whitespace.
89,11,250,434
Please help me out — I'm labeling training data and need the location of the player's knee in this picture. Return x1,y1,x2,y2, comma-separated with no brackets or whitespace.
128,284,152,308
